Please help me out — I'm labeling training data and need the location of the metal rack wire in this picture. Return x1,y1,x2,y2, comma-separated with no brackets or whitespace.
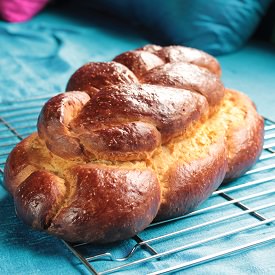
0,95,275,274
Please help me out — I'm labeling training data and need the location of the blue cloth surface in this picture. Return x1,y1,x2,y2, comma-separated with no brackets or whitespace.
84,0,272,55
0,4,275,275
0,4,148,102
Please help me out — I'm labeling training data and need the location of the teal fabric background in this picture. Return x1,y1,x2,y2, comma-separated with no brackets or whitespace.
0,3,275,274
85,0,272,55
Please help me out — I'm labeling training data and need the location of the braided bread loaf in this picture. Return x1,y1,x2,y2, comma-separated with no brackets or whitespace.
4,45,264,243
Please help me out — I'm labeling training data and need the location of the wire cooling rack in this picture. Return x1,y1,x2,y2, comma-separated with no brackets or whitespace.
0,95,275,274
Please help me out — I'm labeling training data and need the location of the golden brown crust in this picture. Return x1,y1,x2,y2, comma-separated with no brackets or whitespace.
137,44,221,76
37,92,90,159
48,165,160,243
38,84,208,161
66,62,139,97
4,133,38,195
224,89,264,180
72,84,208,142
15,170,66,230
78,121,162,161
3,44,264,244
4,133,161,243
142,62,224,106
113,45,223,106
156,138,227,220
113,50,164,78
